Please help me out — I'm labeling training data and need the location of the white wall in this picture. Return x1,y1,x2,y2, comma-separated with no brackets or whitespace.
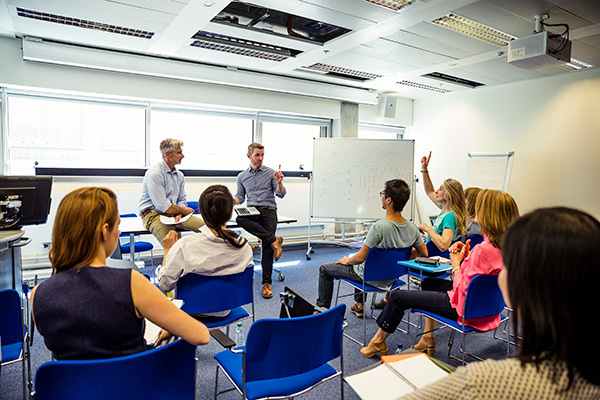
407,67,600,223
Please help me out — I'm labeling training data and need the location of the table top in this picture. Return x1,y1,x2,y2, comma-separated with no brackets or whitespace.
0,229,25,243
118,214,297,235
398,259,452,273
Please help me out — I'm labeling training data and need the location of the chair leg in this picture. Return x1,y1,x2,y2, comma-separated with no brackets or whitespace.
214,365,220,400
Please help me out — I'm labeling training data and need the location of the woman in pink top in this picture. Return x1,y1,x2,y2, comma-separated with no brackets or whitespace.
361,190,519,358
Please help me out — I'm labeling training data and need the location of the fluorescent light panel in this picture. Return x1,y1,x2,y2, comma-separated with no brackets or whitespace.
21,39,378,105
190,40,288,62
306,63,383,80
397,80,453,93
432,13,516,46
363,0,416,12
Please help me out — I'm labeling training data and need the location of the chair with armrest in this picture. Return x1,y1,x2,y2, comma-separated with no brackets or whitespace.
214,304,346,400
175,266,254,336
333,247,411,346
119,213,155,269
411,274,507,365
0,289,32,400
33,339,197,400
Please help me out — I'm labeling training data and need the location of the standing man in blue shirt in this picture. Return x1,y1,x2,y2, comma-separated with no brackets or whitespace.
139,138,204,243
234,142,286,299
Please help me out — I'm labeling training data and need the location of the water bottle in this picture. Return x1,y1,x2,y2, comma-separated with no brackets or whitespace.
395,343,404,354
234,322,245,347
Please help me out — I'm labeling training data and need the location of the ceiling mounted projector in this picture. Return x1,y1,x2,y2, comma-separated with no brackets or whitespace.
508,30,571,69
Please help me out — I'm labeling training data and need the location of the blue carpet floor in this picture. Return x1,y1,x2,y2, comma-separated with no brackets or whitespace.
1,244,514,399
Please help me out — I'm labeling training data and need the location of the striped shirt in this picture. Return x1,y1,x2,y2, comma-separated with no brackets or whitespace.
235,165,286,209
139,160,188,214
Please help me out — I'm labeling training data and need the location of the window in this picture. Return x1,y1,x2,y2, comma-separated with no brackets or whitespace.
358,123,405,139
260,116,328,172
7,95,145,175
150,109,254,170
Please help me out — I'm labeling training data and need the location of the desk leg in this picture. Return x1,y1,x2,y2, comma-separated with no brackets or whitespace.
129,234,135,262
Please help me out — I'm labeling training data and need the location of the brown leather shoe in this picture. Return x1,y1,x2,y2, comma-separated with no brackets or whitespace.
271,236,283,261
262,283,273,299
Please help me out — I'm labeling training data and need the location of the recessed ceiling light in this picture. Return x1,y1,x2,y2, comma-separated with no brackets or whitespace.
305,63,383,81
431,13,516,46
363,0,416,12
397,80,453,93
563,57,593,70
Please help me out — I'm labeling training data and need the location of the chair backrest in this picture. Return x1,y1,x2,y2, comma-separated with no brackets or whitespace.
468,234,484,248
463,274,506,320
362,247,411,281
426,240,450,258
187,201,199,214
244,304,345,383
34,339,197,400
176,266,254,314
0,289,23,347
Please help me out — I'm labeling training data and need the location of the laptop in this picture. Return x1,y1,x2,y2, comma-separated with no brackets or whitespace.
234,206,260,217
279,286,315,318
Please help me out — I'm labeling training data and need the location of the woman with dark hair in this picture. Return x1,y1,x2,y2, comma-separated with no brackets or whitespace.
361,190,519,358
399,207,600,399
418,152,466,253
157,185,253,315
32,187,210,360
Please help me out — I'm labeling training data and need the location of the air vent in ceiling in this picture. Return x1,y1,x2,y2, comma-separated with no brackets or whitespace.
397,80,453,93
363,0,416,12
304,63,383,81
212,1,351,45
190,30,301,61
16,7,154,39
423,72,485,88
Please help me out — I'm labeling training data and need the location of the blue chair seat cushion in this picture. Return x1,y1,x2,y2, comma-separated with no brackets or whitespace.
188,307,250,330
214,349,338,400
121,241,153,254
1,341,24,363
337,277,406,293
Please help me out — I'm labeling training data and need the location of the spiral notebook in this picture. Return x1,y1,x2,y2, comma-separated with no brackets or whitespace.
344,353,450,400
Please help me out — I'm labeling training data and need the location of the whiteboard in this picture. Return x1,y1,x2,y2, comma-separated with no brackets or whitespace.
311,138,414,219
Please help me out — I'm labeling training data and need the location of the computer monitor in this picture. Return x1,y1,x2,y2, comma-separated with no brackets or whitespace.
0,175,53,230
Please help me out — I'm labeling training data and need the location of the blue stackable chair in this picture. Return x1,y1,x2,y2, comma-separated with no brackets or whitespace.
411,274,507,365
187,201,200,214
175,266,254,336
214,304,346,400
119,213,154,267
33,339,197,400
0,289,32,400
467,233,484,248
333,247,411,346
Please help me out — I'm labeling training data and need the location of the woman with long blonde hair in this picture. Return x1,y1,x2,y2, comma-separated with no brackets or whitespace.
418,151,466,252
32,187,210,360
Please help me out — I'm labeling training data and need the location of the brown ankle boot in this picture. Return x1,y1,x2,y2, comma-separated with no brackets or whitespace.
360,339,389,358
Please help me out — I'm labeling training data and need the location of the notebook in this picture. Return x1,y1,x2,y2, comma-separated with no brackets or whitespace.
345,353,450,400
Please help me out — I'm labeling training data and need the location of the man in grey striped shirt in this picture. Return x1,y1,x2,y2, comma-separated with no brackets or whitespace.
234,143,286,299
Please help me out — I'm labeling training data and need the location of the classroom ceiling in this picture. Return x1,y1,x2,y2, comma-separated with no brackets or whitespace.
0,0,599,100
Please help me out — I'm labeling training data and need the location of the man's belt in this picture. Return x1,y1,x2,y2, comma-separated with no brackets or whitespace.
140,209,153,218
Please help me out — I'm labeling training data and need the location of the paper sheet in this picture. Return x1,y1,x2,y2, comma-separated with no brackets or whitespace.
159,213,192,225
144,299,184,345
387,354,449,389
345,363,415,400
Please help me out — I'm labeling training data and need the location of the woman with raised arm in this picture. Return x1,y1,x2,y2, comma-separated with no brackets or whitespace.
418,151,466,252
361,190,519,358
32,187,210,360
399,207,600,399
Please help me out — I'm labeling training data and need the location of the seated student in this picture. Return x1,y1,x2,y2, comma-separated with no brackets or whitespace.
157,185,253,316
32,187,210,360
399,207,600,400
361,190,519,358
464,187,482,239
418,151,466,253
315,179,427,318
